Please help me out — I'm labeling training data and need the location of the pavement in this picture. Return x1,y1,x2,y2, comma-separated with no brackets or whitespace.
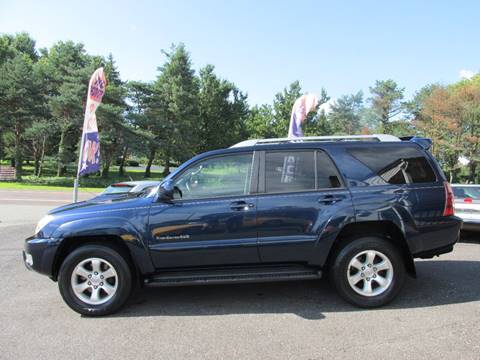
0,189,479,359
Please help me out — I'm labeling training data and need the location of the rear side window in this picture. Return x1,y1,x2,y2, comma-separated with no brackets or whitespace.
348,146,437,184
265,151,315,193
317,151,342,189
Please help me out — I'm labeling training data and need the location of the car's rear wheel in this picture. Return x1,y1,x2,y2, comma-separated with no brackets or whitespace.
329,236,406,308
58,245,132,316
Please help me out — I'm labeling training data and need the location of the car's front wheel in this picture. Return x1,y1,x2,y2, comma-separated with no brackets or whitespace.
58,244,132,316
329,236,406,308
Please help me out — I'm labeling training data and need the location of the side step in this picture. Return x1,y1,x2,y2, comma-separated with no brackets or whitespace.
144,265,322,287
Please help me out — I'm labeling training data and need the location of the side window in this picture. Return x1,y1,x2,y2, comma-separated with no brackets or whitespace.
174,153,253,200
348,146,437,185
265,151,315,193
316,151,342,188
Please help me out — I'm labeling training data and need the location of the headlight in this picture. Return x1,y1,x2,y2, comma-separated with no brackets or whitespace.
35,215,55,235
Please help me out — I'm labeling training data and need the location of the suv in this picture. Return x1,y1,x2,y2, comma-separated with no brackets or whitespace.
23,135,461,316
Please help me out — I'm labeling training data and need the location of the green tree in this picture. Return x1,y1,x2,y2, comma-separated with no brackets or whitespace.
328,91,363,135
272,81,302,137
369,79,404,133
126,80,157,177
245,104,276,139
0,54,41,179
197,64,248,151
151,43,200,175
24,120,54,176
302,88,331,136
44,41,91,176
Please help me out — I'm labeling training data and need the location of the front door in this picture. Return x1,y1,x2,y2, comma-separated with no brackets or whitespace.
148,152,260,269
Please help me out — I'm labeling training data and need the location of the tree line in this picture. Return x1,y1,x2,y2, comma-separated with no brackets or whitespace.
0,33,478,182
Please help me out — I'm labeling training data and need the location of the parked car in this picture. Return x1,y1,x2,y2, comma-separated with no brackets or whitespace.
452,184,480,231
90,180,160,201
23,134,461,316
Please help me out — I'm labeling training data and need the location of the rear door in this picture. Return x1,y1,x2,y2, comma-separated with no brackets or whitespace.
256,149,350,264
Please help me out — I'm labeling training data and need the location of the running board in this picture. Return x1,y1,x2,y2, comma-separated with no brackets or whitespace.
144,265,322,287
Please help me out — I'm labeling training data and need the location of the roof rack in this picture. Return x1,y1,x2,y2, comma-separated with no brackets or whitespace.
230,134,400,148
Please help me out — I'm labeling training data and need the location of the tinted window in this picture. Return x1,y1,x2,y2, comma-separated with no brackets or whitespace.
349,146,437,184
174,153,253,199
317,151,342,188
265,151,315,193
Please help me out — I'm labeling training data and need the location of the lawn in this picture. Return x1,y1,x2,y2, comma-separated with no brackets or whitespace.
0,159,166,190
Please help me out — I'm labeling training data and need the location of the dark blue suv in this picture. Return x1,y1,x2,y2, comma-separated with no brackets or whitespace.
23,135,461,316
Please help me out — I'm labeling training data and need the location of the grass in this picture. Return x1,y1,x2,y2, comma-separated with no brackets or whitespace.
0,159,165,191
0,182,100,192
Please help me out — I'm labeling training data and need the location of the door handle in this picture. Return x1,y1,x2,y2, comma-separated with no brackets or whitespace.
230,201,255,211
318,194,344,205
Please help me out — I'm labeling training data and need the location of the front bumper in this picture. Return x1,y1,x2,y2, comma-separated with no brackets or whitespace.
23,236,60,278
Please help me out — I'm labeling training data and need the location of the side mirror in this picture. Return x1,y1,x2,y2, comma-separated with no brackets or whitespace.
158,181,174,203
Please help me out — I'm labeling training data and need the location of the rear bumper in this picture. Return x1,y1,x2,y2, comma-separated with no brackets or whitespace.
460,220,480,232
23,236,60,278
411,216,462,259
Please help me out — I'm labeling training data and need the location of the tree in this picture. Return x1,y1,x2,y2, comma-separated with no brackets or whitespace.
328,91,363,135
369,79,404,133
197,64,248,151
302,88,331,136
24,120,53,176
0,54,41,179
126,80,157,177
151,43,200,175
417,86,463,181
271,81,302,137
44,41,90,176
245,104,276,139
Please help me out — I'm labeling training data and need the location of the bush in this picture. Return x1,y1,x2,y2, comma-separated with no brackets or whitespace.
127,160,140,167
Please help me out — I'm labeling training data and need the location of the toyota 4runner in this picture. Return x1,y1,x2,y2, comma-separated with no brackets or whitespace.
23,134,462,316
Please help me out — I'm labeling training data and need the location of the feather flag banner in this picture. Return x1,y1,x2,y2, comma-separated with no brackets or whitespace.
73,67,107,202
282,93,319,184
77,67,107,176
287,93,319,138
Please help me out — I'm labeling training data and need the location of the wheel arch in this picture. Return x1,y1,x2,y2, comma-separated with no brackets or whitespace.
326,220,416,277
52,235,140,282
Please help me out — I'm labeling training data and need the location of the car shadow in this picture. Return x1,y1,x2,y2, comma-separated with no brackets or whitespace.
108,260,480,320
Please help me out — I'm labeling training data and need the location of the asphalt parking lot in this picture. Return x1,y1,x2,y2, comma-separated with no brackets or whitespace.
1,189,479,359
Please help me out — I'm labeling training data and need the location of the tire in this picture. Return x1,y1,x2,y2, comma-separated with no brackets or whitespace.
329,236,406,308
58,244,132,316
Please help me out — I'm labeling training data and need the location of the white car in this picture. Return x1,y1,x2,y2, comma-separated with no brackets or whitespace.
452,184,480,231
91,180,161,201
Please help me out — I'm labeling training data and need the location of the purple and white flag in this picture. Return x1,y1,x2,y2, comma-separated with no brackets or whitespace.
287,94,319,138
281,93,319,183
78,68,107,176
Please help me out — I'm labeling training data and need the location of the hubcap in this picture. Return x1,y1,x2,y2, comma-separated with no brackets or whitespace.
347,250,393,297
71,258,118,305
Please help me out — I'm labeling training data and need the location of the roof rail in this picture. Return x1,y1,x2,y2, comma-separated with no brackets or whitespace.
230,134,400,148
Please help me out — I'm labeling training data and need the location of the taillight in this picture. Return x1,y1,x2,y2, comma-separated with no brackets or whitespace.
443,182,454,216
464,197,473,204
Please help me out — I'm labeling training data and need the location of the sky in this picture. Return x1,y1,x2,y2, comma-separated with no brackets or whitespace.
1,0,479,106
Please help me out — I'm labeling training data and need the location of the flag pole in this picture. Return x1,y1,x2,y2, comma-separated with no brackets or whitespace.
73,127,86,203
